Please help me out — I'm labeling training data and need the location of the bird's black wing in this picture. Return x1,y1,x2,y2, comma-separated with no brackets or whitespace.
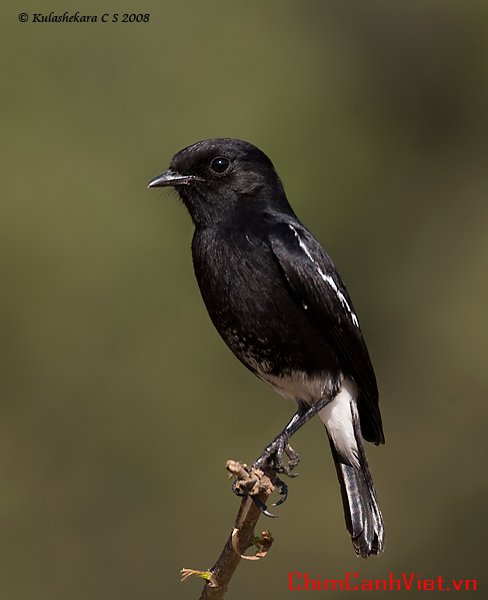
267,219,384,445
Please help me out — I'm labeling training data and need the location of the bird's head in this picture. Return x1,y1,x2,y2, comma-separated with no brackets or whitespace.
148,138,291,227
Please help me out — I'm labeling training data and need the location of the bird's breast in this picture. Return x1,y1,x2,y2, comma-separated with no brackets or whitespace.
191,227,340,382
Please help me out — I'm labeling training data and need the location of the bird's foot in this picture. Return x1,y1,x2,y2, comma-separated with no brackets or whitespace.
250,435,300,516
228,449,295,517
229,461,279,517
254,434,300,477
228,437,300,518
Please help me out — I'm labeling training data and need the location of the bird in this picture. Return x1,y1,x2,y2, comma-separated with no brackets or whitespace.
148,138,385,557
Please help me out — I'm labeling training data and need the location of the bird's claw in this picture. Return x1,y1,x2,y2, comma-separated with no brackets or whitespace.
249,474,289,515
251,436,300,514
230,465,279,517
230,467,290,517
272,476,288,506
231,478,246,497
250,495,278,518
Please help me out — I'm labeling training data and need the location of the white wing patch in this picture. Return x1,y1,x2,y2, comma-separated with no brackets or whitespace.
288,224,360,327
321,272,360,327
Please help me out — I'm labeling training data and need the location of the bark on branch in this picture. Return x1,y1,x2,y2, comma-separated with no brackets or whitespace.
181,460,277,600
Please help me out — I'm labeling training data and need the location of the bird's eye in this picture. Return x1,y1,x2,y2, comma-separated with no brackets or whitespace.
210,156,230,174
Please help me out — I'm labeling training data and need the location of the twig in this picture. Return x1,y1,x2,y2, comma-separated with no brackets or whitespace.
181,460,276,600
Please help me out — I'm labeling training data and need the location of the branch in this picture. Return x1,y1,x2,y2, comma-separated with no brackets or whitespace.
181,460,276,600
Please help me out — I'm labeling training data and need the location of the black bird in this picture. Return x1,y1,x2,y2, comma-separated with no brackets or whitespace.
148,138,385,557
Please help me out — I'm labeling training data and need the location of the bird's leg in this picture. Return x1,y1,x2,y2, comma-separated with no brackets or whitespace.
283,391,336,436
230,408,304,509
255,392,335,474
248,392,335,515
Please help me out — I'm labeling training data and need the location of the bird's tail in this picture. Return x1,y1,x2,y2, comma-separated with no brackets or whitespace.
320,383,384,557
329,434,384,557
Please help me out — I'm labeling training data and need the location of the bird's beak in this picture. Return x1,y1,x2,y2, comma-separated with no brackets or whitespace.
147,170,202,188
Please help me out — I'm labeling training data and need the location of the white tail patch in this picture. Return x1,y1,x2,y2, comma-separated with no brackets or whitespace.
319,378,360,468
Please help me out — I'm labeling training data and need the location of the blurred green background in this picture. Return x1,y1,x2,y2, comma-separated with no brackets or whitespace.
1,1,487,598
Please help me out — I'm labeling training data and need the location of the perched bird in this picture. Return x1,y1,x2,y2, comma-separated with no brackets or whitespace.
148,138,385,557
